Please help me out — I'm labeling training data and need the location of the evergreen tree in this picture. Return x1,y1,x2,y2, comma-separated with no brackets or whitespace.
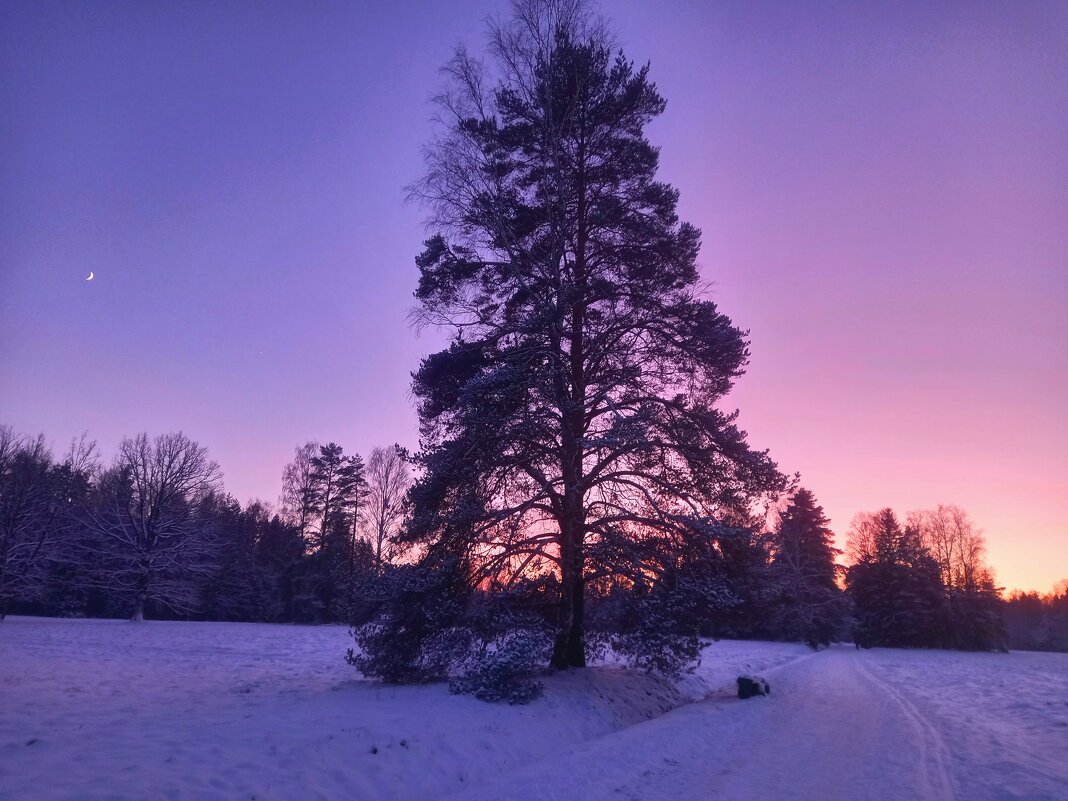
289,443,366,621
384,0,784,676
767,488,846,647
846,509,945,647
252,505,307,621
0,428,96,618
909,505,1005,650
198,497,277,622
1004,583,1068,652
308,443,363,550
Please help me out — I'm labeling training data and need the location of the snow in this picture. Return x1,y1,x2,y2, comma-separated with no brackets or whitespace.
853,648,1068,801
444,647,1068,801
2,617,1066,801
0,617,804,801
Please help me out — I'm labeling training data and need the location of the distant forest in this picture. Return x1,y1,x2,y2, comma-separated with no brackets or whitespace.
3,424,1062,654
0,427,409,626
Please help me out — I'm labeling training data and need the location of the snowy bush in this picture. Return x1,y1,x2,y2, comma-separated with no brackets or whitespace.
613,599,702,679
608,545,739,678
449,628,550,704
348,557,472,683
349,560,554,701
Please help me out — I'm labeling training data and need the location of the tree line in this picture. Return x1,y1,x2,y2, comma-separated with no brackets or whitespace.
3,419,1059,698
1002,582,1068,652
0,424,410,623
845,505,1006,651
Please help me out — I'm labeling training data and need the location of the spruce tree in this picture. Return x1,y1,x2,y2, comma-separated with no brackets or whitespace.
846,508,945,647
767,488,845,646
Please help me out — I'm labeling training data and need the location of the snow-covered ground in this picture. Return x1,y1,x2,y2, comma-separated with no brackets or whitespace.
1,617,1066,801
0,617,804,801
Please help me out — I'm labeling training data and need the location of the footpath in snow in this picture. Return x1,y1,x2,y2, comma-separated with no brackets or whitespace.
2,617,1066,801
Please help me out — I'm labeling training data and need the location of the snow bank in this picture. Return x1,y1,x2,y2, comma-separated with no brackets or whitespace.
677,638,812,701
0,617,805,801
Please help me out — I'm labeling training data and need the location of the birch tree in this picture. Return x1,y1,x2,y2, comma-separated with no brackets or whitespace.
364,445,411,568
279,441,319,548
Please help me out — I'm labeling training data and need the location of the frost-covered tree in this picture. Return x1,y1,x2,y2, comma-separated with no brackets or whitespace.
0,428,55,617
374,0,784,676
86,432,222,621
0,427,96,618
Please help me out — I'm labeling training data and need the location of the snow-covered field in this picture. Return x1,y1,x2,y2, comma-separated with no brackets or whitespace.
0,617,804,801
1,617,1066,801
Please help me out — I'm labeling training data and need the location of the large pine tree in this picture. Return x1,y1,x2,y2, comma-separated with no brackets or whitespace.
398,0,784,670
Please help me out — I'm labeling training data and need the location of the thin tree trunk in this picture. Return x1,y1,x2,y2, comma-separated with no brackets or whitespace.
347,493,359,605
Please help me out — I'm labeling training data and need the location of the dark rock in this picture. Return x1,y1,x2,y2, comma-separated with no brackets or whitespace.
737,675,770,699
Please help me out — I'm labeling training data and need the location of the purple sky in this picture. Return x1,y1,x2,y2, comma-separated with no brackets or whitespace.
2,1,1065,593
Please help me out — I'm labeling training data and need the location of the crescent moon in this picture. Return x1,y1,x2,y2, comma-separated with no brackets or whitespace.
86,271,94,281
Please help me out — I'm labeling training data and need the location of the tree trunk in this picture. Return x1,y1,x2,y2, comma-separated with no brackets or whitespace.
565,549,586,666
551,564,576,667
132,571,148,621
131,594,145,622
347,493,359,605
550,550,586,668
550,486,587,669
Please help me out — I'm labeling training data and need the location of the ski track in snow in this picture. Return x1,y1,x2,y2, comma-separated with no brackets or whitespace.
2,617,1067,801
857,649,1068,801
852,653,956,801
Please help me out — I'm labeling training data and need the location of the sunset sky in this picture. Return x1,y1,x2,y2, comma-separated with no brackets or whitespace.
1,1,1065,593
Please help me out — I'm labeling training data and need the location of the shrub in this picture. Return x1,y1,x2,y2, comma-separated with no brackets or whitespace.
449,628,550,704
